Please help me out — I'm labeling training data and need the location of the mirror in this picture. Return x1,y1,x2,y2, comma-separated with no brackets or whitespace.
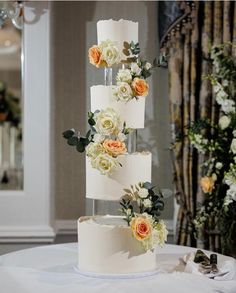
0,18,23,190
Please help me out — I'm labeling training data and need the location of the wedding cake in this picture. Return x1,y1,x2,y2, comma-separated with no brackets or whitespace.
63,19,168,275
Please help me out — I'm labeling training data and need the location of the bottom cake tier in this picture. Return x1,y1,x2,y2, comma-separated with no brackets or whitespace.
78,215,157,274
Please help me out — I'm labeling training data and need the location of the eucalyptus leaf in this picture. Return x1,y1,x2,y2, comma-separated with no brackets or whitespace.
76,142,85,153
62,129,75,139
68,136,79,146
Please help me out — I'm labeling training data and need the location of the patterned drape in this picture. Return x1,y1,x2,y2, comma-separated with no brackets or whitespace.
166,1,236,251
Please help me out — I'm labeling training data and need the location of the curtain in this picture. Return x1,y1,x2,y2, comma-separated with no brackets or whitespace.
165,1,236,251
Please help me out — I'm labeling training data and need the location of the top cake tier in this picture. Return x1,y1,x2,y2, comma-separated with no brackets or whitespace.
97,19,138,54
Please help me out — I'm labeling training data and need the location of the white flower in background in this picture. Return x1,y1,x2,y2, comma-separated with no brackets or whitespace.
230,138,236,154
113,82,133,102
233,130,236,137
138,188,149,199
224,194,234,207
94,108,123,136
219,115,231,130
86,142,105,158
215,162,223,170
130,62,142,76
118,132,127,142
221,99,235,114
143,198,152,208
91,153,119,176
215,90,228,104
213,82,222,93
100,40,121,67
144,62,152,70
116,69,132,83
93,133,105,143
225,174,236,186
226,184,236,201
222,80,229,87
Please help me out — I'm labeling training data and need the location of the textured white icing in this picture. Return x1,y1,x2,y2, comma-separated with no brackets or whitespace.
97,19,138,60
91,85,146,129
86,152,152,201
78,216,157,274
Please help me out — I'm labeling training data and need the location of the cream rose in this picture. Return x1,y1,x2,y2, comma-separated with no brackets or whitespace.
91,153,119,176
153,220,168,246
88,45,105,68
130,215,152,241
94,108,123,136
100,40,120,67
116,69,132,83
113,82,133,102
219,115,231,130
138,188,149,199
86,142,105,158
143,198,152,208
103,139,127,157
200,176,215,194
131,78,149,97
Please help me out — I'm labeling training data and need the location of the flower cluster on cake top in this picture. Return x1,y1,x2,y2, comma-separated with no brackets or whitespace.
120,182,168,251
63,107,129,176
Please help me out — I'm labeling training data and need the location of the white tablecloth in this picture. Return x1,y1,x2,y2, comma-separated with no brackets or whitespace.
0,243,236,293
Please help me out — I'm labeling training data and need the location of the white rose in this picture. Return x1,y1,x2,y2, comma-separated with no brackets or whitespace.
143,198,152,208
219,115,231,130
94,108,123,136
86,142,105,158
215,162,223,170
138,188,149,199
118,132,127,142
144,62,152,70
130,62,141,76
231,138,236,154
100,40,120,67
91,153,119,176
113,82,133,102
233,130,236,137
116,69,132,83
93,133,105,143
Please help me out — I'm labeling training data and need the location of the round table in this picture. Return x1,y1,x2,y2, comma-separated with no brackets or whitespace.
0,243,235,293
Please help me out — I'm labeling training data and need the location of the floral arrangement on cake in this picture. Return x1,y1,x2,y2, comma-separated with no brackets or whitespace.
89,40,157,102
120,182,168,251
63,107,129,176
187,43,236,254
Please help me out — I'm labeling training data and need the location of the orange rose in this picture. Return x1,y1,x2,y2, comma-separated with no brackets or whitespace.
130,216,152,241
131,78,149,97
102,139,127,157
88,45,105,68
200,176,215,194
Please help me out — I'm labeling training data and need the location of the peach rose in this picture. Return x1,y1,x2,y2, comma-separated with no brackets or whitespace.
200,176,215,194
102,139,127,157
131,78,149,97
130,216,152,241
88,45,105,68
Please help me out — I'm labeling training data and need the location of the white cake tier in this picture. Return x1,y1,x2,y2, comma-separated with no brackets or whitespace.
97,19,138,60
91,85,146,129
78,215,157,274
86,152,151,201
